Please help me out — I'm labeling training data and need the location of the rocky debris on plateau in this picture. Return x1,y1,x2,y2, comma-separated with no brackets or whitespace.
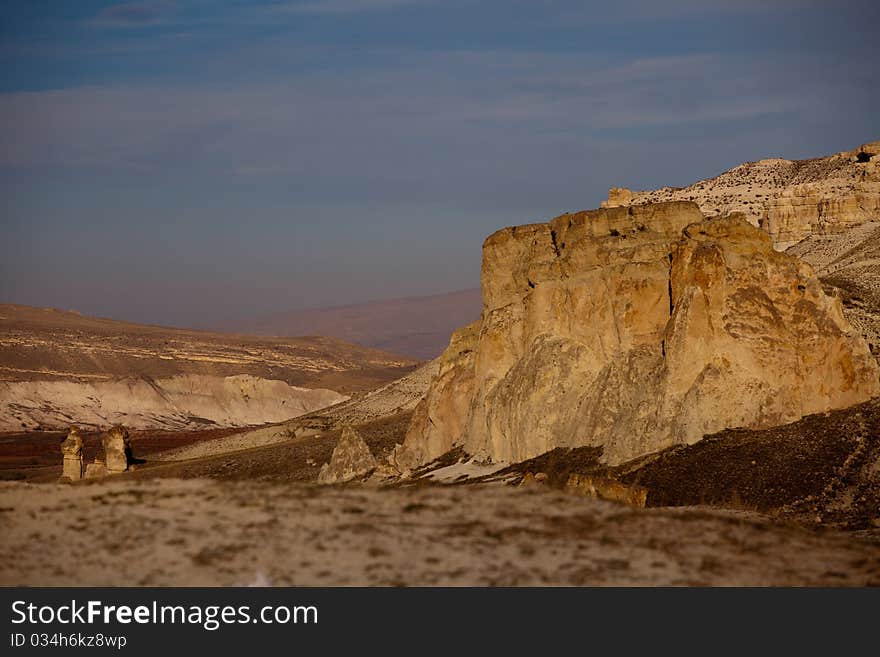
601,140,880,249
564,473,648,507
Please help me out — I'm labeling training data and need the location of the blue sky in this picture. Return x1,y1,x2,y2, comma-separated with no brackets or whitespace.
1,0,878,327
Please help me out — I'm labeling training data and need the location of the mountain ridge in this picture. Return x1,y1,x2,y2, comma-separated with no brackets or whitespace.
215,288,483,360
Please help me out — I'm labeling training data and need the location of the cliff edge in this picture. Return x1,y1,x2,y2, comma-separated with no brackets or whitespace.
398,201,879,469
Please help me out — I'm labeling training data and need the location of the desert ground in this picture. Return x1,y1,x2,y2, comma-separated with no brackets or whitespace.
1,479,878,586
1,394,879,586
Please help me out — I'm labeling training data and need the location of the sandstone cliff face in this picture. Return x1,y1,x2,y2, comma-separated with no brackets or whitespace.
762,180,880,248
604,141,880,249
399,202,880,468
396,322,480,471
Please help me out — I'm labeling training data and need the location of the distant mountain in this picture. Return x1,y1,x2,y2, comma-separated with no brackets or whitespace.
218,289,483,360
0,303,415,389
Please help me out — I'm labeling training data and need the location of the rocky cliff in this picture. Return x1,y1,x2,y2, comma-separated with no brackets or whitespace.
398,202,880,469
603,141,880,249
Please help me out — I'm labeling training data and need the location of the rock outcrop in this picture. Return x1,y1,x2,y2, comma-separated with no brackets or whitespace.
602,140,880,249
398,201,880,469
601,187,634,208
394,322,480,472
102,425,132,474
60,426,84,482
84,460,107,479
317,426,377,484
762,181,880,248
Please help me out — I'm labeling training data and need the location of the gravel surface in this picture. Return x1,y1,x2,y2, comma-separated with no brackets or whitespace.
1,479,878,586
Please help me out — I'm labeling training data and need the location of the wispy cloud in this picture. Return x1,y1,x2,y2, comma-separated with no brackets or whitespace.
0,48,852,182
270,0,432,16
88,1,176,28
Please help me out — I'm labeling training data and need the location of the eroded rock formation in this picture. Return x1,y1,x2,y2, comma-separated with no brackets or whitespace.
317,426,377,484
103,425,132,474
601,187,634,208
60,426,84,482
398,201,880,470
787,221,880,358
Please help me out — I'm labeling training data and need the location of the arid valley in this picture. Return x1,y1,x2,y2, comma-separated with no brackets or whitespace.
2,140,880,586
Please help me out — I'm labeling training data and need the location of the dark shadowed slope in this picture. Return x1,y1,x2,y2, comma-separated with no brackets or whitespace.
217,289,483,360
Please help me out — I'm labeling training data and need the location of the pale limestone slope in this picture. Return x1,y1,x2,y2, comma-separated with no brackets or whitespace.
148,361,439,463
0,374,346,431
788,221,880,357
310,359,439,427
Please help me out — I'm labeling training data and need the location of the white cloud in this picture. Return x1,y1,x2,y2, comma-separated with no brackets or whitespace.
0,48,866,186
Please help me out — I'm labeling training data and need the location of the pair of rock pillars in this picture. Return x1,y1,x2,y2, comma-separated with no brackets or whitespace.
60,425,132,482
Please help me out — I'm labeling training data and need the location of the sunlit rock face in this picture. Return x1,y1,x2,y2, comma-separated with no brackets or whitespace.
399,202,880,468
102,425,132,474
60,426,84,482
318,426,377,484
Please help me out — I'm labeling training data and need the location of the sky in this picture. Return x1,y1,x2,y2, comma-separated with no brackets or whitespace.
1,0,878,328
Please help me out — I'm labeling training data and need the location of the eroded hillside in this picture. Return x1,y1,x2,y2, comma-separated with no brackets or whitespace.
0,304,417,431
787,222,880,357
0,304,415,388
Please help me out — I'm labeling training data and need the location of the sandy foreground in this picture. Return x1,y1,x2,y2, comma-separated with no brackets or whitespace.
1,479,878,586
